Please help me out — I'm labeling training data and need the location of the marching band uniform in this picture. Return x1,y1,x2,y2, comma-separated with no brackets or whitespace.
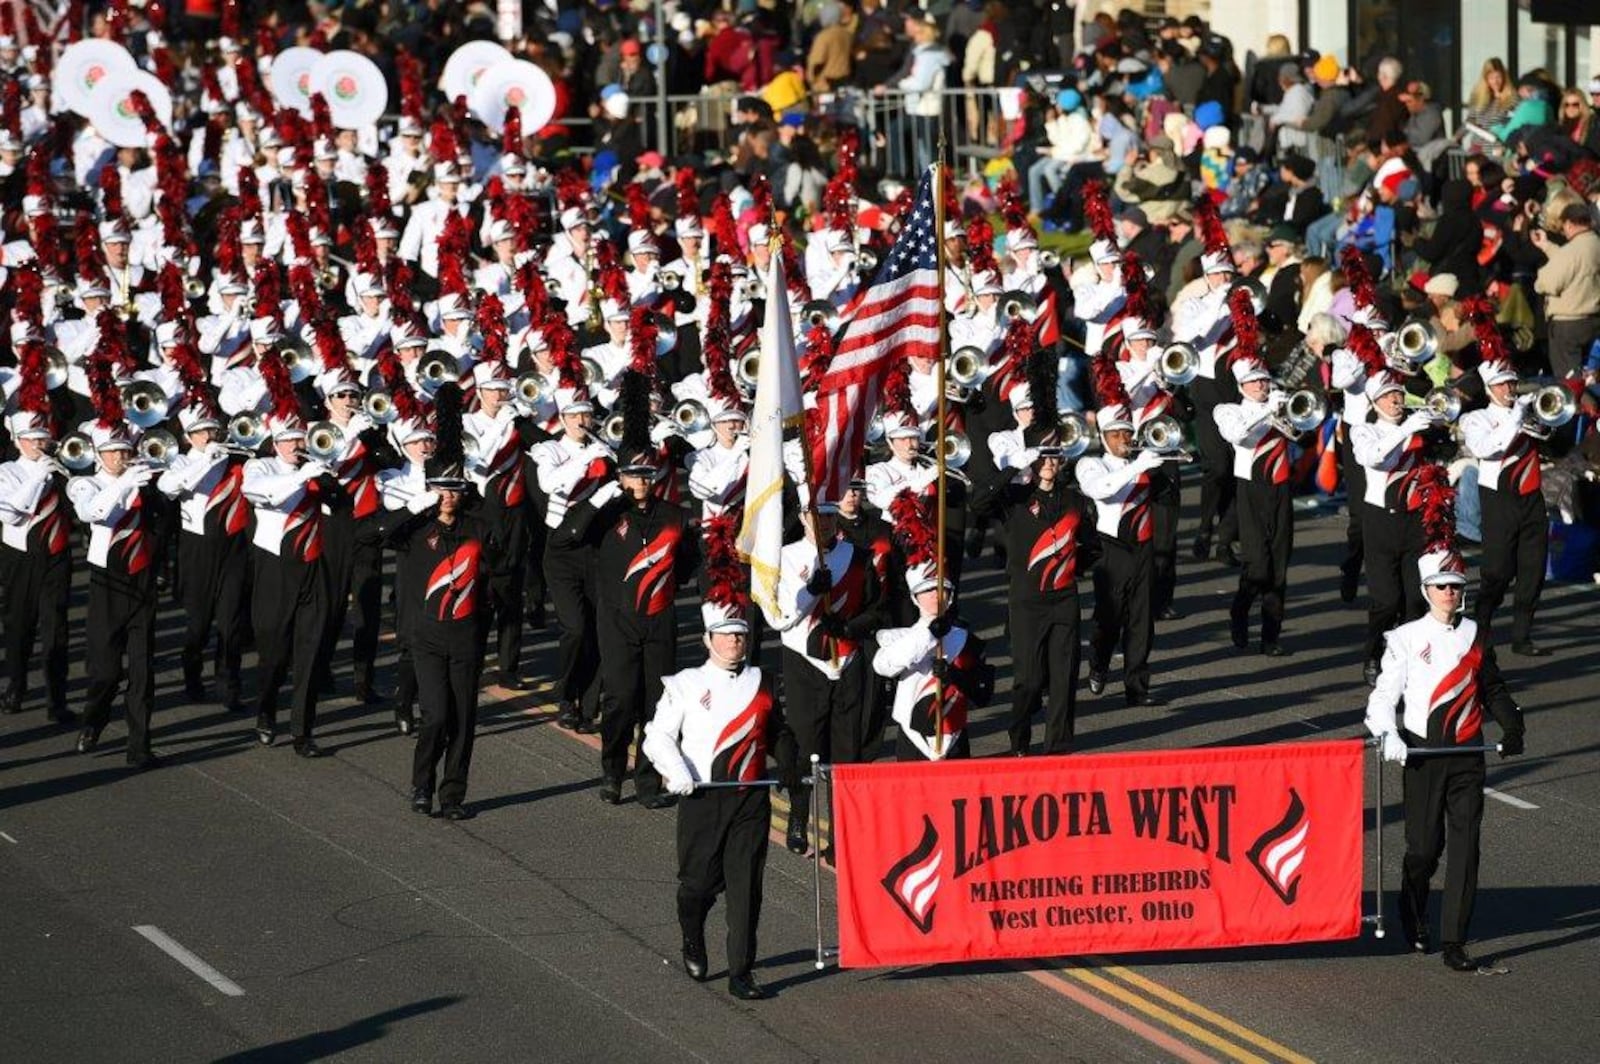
1078,403,1162,703
378,416,438,733
1330,344,1374,601
1365,549,1525,969
0,412,74,723
155,405,253,712
67,424,173,767
241,414,337,755
642,595,799,1001
1172,259,1240,560
685,403,751,521
1068,241,1126,355
871,561,989,760
1459,361,1549,654
1215,361,1297,654
1117,321,1182,618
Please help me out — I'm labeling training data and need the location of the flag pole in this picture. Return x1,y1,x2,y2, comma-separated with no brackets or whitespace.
779,230,831,584
931,149,950,756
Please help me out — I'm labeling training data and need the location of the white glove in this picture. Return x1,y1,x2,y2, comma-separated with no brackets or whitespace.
1514,392,1536,410
1013,447,1040,469
1380,731,1409,765
122,465,155,490
1400,410,1432,435
406,490,439,514
667,776,696,797
1132,448,1165,472
299,459,330,481
590,480,623,508
204,442,227,460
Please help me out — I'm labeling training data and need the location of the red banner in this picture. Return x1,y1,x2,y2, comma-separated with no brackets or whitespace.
832,740,1364,968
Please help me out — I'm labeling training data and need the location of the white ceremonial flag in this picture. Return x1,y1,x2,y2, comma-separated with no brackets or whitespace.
738,252,804,625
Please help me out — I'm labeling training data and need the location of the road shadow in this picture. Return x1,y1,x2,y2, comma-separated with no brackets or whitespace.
209,995,462,1063
468,777,604,814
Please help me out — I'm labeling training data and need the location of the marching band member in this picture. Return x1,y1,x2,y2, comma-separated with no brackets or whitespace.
1078,361,1164,703
338,272,394,369
641,522,799,1002
1069,239,1126,354
240,357,338,756
386,384,500,821
686,396,751,521
864,410,936,512
67,355,172,767
1365,469,1524,971
1215,357,1301,656
398,160,469,295
941,221,971,314
1459,350,1552,657
872,492,991,759
156,396,253,713
378,388,440,735
545,209,596,327
1115,312,1182,620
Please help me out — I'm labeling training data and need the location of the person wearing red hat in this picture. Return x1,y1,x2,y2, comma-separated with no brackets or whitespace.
1364,468,1524,972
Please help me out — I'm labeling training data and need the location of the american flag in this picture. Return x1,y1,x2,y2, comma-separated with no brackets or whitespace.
809,166,943,503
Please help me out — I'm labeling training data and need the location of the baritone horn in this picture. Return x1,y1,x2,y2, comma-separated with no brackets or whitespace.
418,350,460,394
939,431,971,468
44,347,69,391
1157,343,1200,388
137,429,179,466
228,414,268,450
306,421,346,462
581,357,605,387
1391,319,1438,374
735,350,760,393
57,431,95,471
658,269,682,291
515,372,548,405
672,399,709,434
1423,386,1462,422
1521,382,1577,438
363,391,396,424
1000,290,1038,326
600,412,626,444
1055,412,1091,460
121,380,169,429
1133,415,1190,458
948,346,988,388
1273,388,1329,435
801,300,840,332
281,338,317,383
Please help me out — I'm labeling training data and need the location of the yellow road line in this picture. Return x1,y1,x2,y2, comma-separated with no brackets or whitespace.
1096,963,1315,1064
1055,963,1277,1064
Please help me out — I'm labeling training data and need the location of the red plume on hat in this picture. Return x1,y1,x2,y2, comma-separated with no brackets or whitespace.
998,172,1032,237
1227,286,1261,365
515,256,550,327
703,261,739,405
889,489,939,569
258,350,301,424
1,81,20,143
626,181,651,233
235,53,273,122
310,93,334,145
1194,193,1230,258
287,260,321,325
627,304,658,377
428,118,459,169
1347,323,1388,378
545,317,585,391
237,165,262,226
1083,179,1116,244
15,338,53,435
374,338,423,421
127,88,168,142
310,315,349,375
598,242,628,306
387,258,416,314
1091,353,1132,411
800,322,834,395
1339,246,1380,316
0,7,17,45
1459,294,1508,364
435,212,472,299
220,0,240,38
674,166,698,224
252,257,282,317
11,263,43,329
255,23,276,59
156,261,190,329
98,164,124,222
285,210,314,263
553,167,588,211
167,333,210,395
1120,251,1153,326
86,324,127,431
748,172,773,228
397,53,423,126
880,356,914,421
965,215,998,278
73,211,106,286
150,46,177,90
200,62,224,109
365,159,392,217
822,128,859,234
214,205,243,281
20,7,50,73
708,192,740,259
781,237,813,303
477,293,510,368
701,513,750,615
501,105,523,156
1416,463,1457,556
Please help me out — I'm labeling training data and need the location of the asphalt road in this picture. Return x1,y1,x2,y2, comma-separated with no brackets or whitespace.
3,489,1598,1063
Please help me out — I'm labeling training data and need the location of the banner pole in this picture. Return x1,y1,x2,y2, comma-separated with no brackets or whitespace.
812,755,826,970
931,151,950,757
1372,742,1386,939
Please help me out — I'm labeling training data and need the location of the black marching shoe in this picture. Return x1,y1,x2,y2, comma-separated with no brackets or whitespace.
526,603,547,629
440,803,473,821
1363,659,1380,688
786,817,809,856
1126,693,1165,708
1339,566,1360,604
76,725,104,754
255,718,276,747
597,778,622,805
1229,608,1249,651
410,787,433,815
354,674,384,705
393,705,416,736
1191,534,1211,561
1261,642,1288,658
1398,899,1429,953
1510,642,1551,658
728,974,768,1001
495,670,526,691
639,793,677,810
574,715,600,735
1087,669,1107,696
556,701,583,731
182,665,207,703
126,749,161,771
1217,542,1242,568
0,688,21,715
1156,605,1181,621
682,933,709,981
292,739,323,759
1441,944,1478,972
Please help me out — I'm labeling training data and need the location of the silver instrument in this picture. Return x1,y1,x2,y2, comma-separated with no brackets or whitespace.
600,413,626,445
672,398,710,435
184,275,207,299
57,431,95,472
418,350,460,394
939,432,971,469
281,338,318,384
658,269,682,291
44,347,70,391
1056,412,1091,460
363,391,396,425
1156,343,1200,388
515,372,549,405
741,277,765,301
1522,382,1577,439
653,315,679,356
735,350,760,395
122,381,169,429
461,431,481,463
581,357,605,387
948,346,989,389
1272,388,1329,436
853,249,879,278
1391,320,1438,375
866,412,885,445
1422,386,1462,423
137,429,179,466
1038,250,1061,270
1000,290,1038,327
306,421,347,462
1133,415,1191,459
801,300,840,332
228,414,268,451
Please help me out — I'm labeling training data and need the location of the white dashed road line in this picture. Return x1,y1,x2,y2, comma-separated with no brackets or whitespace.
1484,787,1539,810
132,925,245,997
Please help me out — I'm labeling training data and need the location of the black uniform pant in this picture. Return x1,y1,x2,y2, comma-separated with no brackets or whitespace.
1152,471,1180,615
1338,432,1365,582
1362,507,1425,665
1006,592,1081,755
1234,479,1293,646
1475,487,1547,645
252,553,331,741
782,647,868,832
177,532,249,702
485,565,526,680
81,573,157,756
545,540,600,715
411,640,481,805
597,611,675,797
321,513,382,687
524,516,548,613
677,786,770,980
1091,538,1153,702
1192,377,1237,549
1401,750,1486,947
1,550,69,712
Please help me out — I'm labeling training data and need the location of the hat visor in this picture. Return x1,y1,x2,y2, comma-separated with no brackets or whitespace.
1422,573,1467,587
618,462,660,476
272,429,308,441
707,619,751,634
559,402,594,415
885,428,924,440
96,441,135,452
1098,419,1135,433
425,476,470,491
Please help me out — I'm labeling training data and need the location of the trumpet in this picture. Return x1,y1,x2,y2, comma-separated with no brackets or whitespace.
44,347,69,391
281,339,317,384
1271,388,1328,436
600,413,626,445
736,351,760,394
306,421,346,462
1156,343,1200,388
1132,415,1191,458
318,266,340,289
515,372,549,405
801,299,840,332
672,399,710,434
1000,290,1038,327
939,431,971,469
1056,412,1091,460
1422,386,1462,422
57,431,95,472
1521,382,1577,439
137,429,180,466
418,350,461,394
1391,319,1438,374
363,391,396,425
228,414,268,451
122,381,169,429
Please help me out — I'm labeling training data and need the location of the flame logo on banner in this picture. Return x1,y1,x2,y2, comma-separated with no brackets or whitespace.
1246,789,1310,905
881,815,943,934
